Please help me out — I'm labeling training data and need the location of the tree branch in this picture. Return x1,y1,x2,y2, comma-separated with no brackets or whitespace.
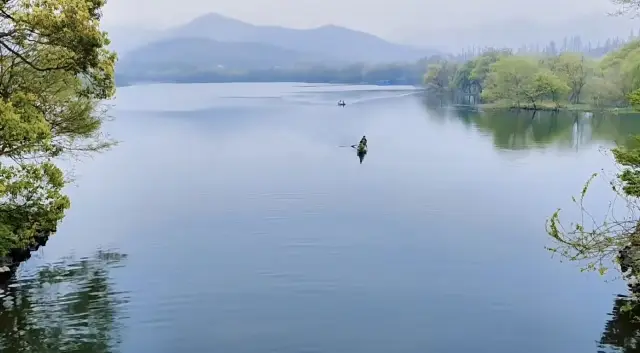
0,40,71,72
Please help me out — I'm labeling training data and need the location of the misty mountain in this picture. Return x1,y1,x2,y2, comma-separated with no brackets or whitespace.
160,13,437,63
116,37,331,73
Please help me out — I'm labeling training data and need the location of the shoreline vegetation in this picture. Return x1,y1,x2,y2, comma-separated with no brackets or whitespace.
114,62,428,88
539,0,640,312
0,0,116,282
423,40,640,113
454,102,638,113
115,31,630,91
0,232,50,281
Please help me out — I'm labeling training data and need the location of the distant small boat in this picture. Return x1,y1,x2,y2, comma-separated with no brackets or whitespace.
338,100,346,106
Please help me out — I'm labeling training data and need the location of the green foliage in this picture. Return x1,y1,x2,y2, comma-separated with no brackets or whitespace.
546,2,640,310
600,40,640,69
426,40,640,110
452,61,474,91
547,53,590,103
534,70,571,105
469,49,508,87
0,161,70,253
629,89,640,110
480,56,569,108
545,173,616,276
597,40,640,104
423,61,460,105
612,137,640,197
0,0,116,257
583,75,624,107
545,146,640,288
424,62,458,89
482,56,538,104
546,61,640,307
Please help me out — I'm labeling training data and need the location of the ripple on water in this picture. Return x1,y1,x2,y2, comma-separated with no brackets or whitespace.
0,250,129,352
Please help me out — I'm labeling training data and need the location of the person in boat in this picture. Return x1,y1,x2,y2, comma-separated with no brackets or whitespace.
359,135,367,147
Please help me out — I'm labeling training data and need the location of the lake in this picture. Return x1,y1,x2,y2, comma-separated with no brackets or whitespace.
0,82,638,353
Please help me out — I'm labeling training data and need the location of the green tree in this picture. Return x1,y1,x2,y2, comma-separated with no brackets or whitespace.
482,56,537,107
548,3,640,307
483,56,569,109
424,62,457,89
424,61,458,105
547,53,590,104
452,61,473,92
583,75,624,107
0,0,116,257
533,70,570,107
599,40,640,104
469,49,510,91
629,89,640,110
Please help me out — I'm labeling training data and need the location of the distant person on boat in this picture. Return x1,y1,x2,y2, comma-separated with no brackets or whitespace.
360,135,367,147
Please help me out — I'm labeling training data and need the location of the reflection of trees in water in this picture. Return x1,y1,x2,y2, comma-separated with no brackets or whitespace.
0,251,128,353
421,100,640,150
598,295,640,353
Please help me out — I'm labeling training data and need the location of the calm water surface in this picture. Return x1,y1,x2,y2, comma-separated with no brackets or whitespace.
1,82,639,353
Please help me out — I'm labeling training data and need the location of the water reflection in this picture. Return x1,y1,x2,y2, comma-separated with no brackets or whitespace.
599,295,640,353
463,109,640,150
0,251,128,353
357,148,366,164
421,101,640,150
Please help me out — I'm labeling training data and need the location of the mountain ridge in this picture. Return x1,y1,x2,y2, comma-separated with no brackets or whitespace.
152,12,437,63
116,36,341,73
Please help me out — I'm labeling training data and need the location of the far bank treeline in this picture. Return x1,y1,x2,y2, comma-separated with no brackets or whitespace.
423,40,640,110
115,61,428,87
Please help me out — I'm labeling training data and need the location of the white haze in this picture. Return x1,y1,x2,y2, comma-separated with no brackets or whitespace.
101,0,638,52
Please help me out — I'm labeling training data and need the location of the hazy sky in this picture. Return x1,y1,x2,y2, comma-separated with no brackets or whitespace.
102,0,618,39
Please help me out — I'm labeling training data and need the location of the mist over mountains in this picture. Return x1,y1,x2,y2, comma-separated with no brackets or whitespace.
109,11,639,86
110,12,438,70
106,12,638,57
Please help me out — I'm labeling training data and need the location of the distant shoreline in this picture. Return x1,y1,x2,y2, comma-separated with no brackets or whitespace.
115,79,425,89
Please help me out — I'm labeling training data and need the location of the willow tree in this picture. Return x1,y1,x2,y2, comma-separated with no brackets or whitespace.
0,0,116,256
481,56,569,109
